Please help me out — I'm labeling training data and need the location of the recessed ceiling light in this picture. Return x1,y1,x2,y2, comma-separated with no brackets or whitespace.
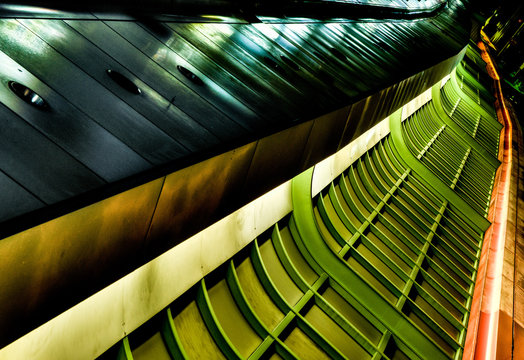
106,69,141,95
177,66,204,86
8,81,48,109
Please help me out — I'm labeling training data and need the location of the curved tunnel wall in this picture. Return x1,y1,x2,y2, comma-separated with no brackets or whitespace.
91,49,500,360
0,44,503,360
0,20,469,351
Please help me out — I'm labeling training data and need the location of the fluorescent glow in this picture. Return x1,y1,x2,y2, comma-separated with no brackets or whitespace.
463,42,514,360
200,15,241,23
0,5,60,15
0,178,293,360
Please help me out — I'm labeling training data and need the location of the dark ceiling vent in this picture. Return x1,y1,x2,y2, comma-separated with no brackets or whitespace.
106,69,141,95
8,81,48,109
177,65,204,86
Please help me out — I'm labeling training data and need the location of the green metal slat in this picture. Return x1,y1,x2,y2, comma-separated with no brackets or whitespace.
162,308,189,360
226,261,271,338
432,80,501,168
389,107,490,232
196,279,243,360
291,168,450,360
117,338,134,360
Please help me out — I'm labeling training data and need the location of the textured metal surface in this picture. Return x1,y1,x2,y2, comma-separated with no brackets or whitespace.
65,20,251,138
18,19,219,152
300,106,351,171
0,47,149,184
0,170,44,222
0,0,478,350
0,100,104,203
0,0,446,20
0,20,188,165
0,178,164,349
240,120,313,204
146,143,257,256
0,2,472,225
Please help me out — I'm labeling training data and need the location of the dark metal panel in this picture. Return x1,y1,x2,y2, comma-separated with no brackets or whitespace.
0,19,186,165
0,97,105,204
274,23,369,96
146,142,257,255
300,106,351,171
376,85,400,121
263,23,358,99
0,48,151,183
220,23,341,109
241,120,313,204
381,82,401,117
0,170,44,222
365,88,390,129
66,19,249,140
0,177,164,349
106,21,277,128
207,23,337,108
18,19,219,153
339,98,366,148
179,22,341,115
323,23,394,80
104,21,263,132
349,96,380,142
153,22,298,121
314,23,385,78
168,22,312,118
232,23,348,102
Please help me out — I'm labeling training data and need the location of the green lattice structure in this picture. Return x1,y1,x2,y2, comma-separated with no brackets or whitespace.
102,45,502,360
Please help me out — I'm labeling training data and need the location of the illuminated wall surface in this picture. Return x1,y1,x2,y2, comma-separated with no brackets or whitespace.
0,1,517,359
94,47,501,360
0,0,479,350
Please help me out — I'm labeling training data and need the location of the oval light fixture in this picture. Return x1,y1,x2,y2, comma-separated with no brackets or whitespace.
177,65,204,86
8,81,48,109
106,69,141,95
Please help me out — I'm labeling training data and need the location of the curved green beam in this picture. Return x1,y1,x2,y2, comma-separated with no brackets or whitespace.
431,83,500,169
456,63,491,97
291,168,449,360
389,108,491,232
448,69,500,123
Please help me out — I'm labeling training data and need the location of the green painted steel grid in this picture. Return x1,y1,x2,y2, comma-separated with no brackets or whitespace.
401,101,494,216
314,139,481,353
98,45,501,360
101,130,487,360
117,218,425,360
455,67,494,107
456,65,491,94
439,81,500,155
399,54,502,218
